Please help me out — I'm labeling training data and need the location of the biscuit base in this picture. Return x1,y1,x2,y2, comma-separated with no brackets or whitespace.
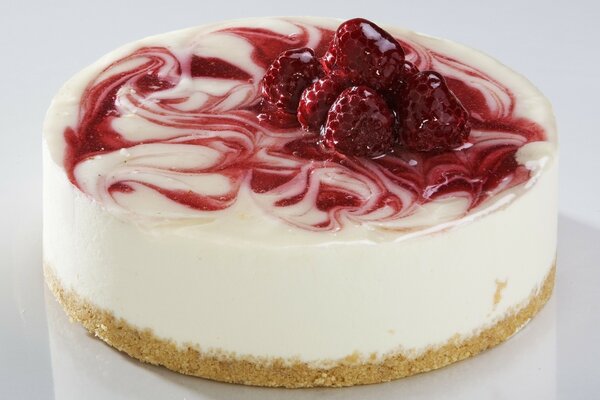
44,263,555,388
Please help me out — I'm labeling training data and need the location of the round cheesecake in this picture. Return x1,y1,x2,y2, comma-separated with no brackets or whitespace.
43,17,557,387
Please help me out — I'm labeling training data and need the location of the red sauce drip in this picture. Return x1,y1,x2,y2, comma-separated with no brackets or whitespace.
316,185,362,211
250,170,296,193
146,183,236,211
191,56,252,80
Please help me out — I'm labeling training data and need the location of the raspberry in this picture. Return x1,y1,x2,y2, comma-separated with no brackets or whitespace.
323,18,405,91
260,47,323,113
385,60,419,108
323,86,394,157
400,60,419,77
398,71,471,152
297,73,349,133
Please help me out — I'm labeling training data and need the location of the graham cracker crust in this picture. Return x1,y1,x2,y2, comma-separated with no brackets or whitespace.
43,263,555,388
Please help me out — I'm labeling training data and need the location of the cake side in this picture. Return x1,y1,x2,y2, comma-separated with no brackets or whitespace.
43,140,557,361
43,262,555,388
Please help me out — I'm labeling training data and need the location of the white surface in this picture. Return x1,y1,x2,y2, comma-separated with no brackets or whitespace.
1,0,599,399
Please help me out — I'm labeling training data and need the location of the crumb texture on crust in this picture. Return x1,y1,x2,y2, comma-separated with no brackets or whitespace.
43,263,555,388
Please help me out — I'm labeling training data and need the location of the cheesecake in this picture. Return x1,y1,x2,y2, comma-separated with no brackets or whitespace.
43,17,557,387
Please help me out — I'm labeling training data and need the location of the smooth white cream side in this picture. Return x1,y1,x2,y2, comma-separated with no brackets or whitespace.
43,144,556,361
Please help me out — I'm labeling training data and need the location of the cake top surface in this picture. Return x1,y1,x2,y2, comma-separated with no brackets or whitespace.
44,17,556,244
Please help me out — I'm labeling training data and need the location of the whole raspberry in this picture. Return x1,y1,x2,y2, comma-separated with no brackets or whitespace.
297,73,349,133
323,86,395,157
323,18,405,91
260,47,323,113
398,71,471,152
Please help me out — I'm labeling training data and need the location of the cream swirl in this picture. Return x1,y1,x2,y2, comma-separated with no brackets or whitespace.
52,18,554,232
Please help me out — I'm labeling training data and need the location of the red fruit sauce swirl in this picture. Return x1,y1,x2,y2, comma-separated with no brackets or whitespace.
63,22,546,232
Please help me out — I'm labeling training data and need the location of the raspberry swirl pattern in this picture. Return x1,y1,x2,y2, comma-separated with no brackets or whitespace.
58,18,552,232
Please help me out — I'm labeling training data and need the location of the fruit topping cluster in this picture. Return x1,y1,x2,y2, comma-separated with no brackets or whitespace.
260,18,471,157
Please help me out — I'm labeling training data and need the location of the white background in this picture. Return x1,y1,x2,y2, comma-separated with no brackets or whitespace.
1,0,599,398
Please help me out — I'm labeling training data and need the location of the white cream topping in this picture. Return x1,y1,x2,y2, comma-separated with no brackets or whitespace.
43,17,557,241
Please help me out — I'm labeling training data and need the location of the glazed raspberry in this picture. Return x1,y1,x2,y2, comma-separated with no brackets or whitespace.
260,47,323,113
323,18,405,91
400,60,419,78
297,73,349,133
323,86,394,157
398,71,471,152
385,60,419,107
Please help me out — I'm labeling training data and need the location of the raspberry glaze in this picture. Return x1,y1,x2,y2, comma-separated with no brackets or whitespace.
63,20,546,232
